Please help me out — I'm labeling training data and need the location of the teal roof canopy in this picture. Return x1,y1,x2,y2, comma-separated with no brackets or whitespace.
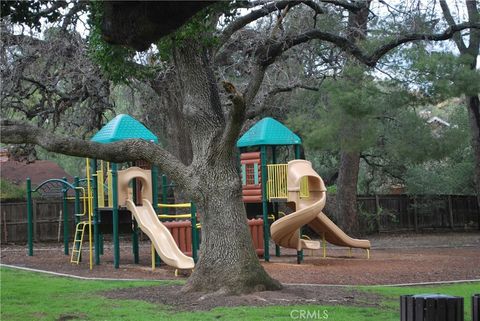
91,114,158,144
237,117,302,147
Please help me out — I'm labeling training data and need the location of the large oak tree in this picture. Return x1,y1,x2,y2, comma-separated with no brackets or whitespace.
2,0,478,294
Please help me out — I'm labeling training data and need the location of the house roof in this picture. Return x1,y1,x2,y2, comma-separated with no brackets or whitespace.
91,114,158,144
237,117,302,148
427,116,451,127
1,160,73,186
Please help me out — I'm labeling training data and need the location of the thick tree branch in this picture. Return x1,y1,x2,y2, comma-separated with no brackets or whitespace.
466,0,480,55
439,0,467,52
219,1,295,47
246,82,321,119
0,119,190,187
259,22,480,67
319,0,363,12
218,0,324,48
221,81,247,152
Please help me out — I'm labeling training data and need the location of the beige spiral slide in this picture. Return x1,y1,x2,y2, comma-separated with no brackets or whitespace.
126,199,194,270
270,160,370,253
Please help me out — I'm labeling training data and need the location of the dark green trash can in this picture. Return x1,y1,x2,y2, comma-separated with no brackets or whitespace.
400,294,463,321
473,294,480,321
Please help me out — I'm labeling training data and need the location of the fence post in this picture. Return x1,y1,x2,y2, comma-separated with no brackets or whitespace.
448,195,454,230
413,196,418,232
375,194,381,232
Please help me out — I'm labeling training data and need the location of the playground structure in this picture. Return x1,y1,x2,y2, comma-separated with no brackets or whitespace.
237,117,371,263
25,115,370,271
26,114,199,272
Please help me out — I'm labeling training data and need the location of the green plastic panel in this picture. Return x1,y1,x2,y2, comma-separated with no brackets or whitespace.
237,117,301,147
91,114,158,144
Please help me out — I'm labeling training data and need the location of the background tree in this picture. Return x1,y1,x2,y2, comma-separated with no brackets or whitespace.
2,1,478,294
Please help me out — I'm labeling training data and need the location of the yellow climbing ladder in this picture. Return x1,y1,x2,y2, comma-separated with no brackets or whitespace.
70,221,90,264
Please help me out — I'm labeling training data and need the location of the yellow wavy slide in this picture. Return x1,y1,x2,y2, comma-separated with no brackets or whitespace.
126,199,194,270
270,160,370,252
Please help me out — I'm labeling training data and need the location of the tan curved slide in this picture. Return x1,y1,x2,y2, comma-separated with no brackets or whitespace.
270,160,370,252
126,199,194,270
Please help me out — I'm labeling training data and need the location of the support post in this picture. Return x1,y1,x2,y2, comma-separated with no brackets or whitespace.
271,146,281,257
152,166,159,212
152,168,161,267
26,178,33,256
111,163,120,268
91,159,100,265
62,177,69,255
260,146,270,261
375,194,381,232
131,176,139,264
191,202,199,262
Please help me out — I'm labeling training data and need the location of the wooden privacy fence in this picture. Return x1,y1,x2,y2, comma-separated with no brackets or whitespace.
1,199,77,243
1,194,479,243
357,195,479,233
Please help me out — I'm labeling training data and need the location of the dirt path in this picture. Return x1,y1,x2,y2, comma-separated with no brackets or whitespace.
1,232,479,285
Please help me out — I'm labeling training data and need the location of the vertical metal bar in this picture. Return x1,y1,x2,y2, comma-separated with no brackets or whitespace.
153,167,161,267
26,178,33,256
271,147,281,257
294,144,301,159
260,146,269,261
62,177,69,255
161,174,168,211
111,163,120,268
294,145,304,261
191,202,198,263
152,166,159,213
91,159,100,265
74,177,80,225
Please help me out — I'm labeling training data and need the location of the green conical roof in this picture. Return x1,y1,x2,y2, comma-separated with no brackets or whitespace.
91,114,158,144
237,117,301,147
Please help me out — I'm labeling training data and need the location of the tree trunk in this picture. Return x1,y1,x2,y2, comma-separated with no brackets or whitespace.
439,0,480,212
335,150,361,233
334,1,370,234
172,40,281,293
467,95,480,211
184,159,281,293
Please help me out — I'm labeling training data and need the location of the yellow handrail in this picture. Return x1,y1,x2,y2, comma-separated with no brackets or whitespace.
74,187,87,216
267,164,288,200
157,203,192,208
85,158,93,270
97,161,105,208
107,162,113,207
157,214,192,219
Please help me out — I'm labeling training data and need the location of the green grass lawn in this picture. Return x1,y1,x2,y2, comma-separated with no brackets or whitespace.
1,267,478,321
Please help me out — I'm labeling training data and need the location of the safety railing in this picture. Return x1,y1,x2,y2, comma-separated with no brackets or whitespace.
267,164,288,200
267,164,310,200
300,177,309,199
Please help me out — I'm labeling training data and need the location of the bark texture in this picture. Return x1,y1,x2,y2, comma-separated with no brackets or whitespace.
334,1,370,234
173,40,281,293
440,0,480,211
